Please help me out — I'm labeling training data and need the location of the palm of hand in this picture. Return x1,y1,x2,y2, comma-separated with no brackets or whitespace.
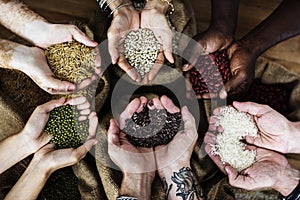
234,149,289,190
254,110,291,153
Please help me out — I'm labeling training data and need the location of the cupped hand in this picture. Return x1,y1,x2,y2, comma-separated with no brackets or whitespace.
153,96,198,177
219,41,255,99
32,111,98,173
108,96,156,178
182,28,234,99
107,6,141,82
32,23,98,49
232,101,298,154
21,96,93,153
205,143,299,196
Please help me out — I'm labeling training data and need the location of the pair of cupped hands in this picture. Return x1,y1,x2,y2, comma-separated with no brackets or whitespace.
204,101,300,196
107,0,174,83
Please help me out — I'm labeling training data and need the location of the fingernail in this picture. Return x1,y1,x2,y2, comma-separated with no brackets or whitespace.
183,64,189,69
219,90,227,99
182,105,188,111
225,166,230,174
93,140,98,145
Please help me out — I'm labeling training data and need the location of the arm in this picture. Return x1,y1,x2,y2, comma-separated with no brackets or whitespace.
107,97,155,199
238,0,300,58
220,0,300,99
119,173,152,199
154,96,204,199
4,139,97,200
0,0,97,48
4,111,98,200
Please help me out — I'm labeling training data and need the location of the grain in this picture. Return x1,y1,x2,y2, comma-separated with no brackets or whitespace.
123,106,181,147
123,28,160,77
211,107,257,172
190,50,231,95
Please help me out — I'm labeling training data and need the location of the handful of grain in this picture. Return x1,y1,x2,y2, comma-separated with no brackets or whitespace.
211,107,257,171
45,41,97,84
123,28,160,77
123,106,181,147
44,105,89,149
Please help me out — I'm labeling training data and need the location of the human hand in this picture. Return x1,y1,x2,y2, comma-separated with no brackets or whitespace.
232,101,300,154
153,96,197,177
108,96,156,175
20,96,92,153
182,28,234,99
107,5,141,82
219,41,255,99
152,96,203,199
27,22,98,49
108,96,155,199
205,143,300,196
11,44,100,94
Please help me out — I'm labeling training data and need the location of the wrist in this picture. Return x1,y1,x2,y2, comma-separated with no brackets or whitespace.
274,167,300,196
144,0,169,14
158,162,191,178
17,131,38,155
22,20,51,48
120,173,153,199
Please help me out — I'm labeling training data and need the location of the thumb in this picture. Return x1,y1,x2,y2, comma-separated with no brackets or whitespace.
45,77,76,94
219,71,247,99
245,135,264,148
225,165,239,185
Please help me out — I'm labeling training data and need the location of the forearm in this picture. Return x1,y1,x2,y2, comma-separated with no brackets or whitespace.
288,121,300,153
0,0,50,46
160,165,204,200
0,39,33,72
210,0,239,36
120,173,152,200
0,132,35,174
4,157,51,200
238,0,300,57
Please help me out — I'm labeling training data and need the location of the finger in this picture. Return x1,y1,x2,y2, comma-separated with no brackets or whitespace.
142,73,149,84
94,46,101,67
204,132,216,144
245,135,265,148
88,112,98,138
219,72,247,99
119,98,140,129
78,115,87,121
205,144,226,174
182,41,204,71
184,72,196,99
137,96,147,113
46,78,76,94
108,33,119,64
164,50,174,64
232,101,271,116
225,165,245,188
65,96,87,106
160,32,174,63
160,95,180,113
152,97,164,110
107,119,121,146
80,109,91,115
70,26,98,47
76,78,93,91
76,101,90,110
118,55,141,82
37,97,66,113
181,106,196,131
72,139,98,162
148,52,165,81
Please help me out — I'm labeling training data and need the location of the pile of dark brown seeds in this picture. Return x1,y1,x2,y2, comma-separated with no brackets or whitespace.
123,106,181,147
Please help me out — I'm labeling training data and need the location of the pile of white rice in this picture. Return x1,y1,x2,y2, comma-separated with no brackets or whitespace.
211,106,258,171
